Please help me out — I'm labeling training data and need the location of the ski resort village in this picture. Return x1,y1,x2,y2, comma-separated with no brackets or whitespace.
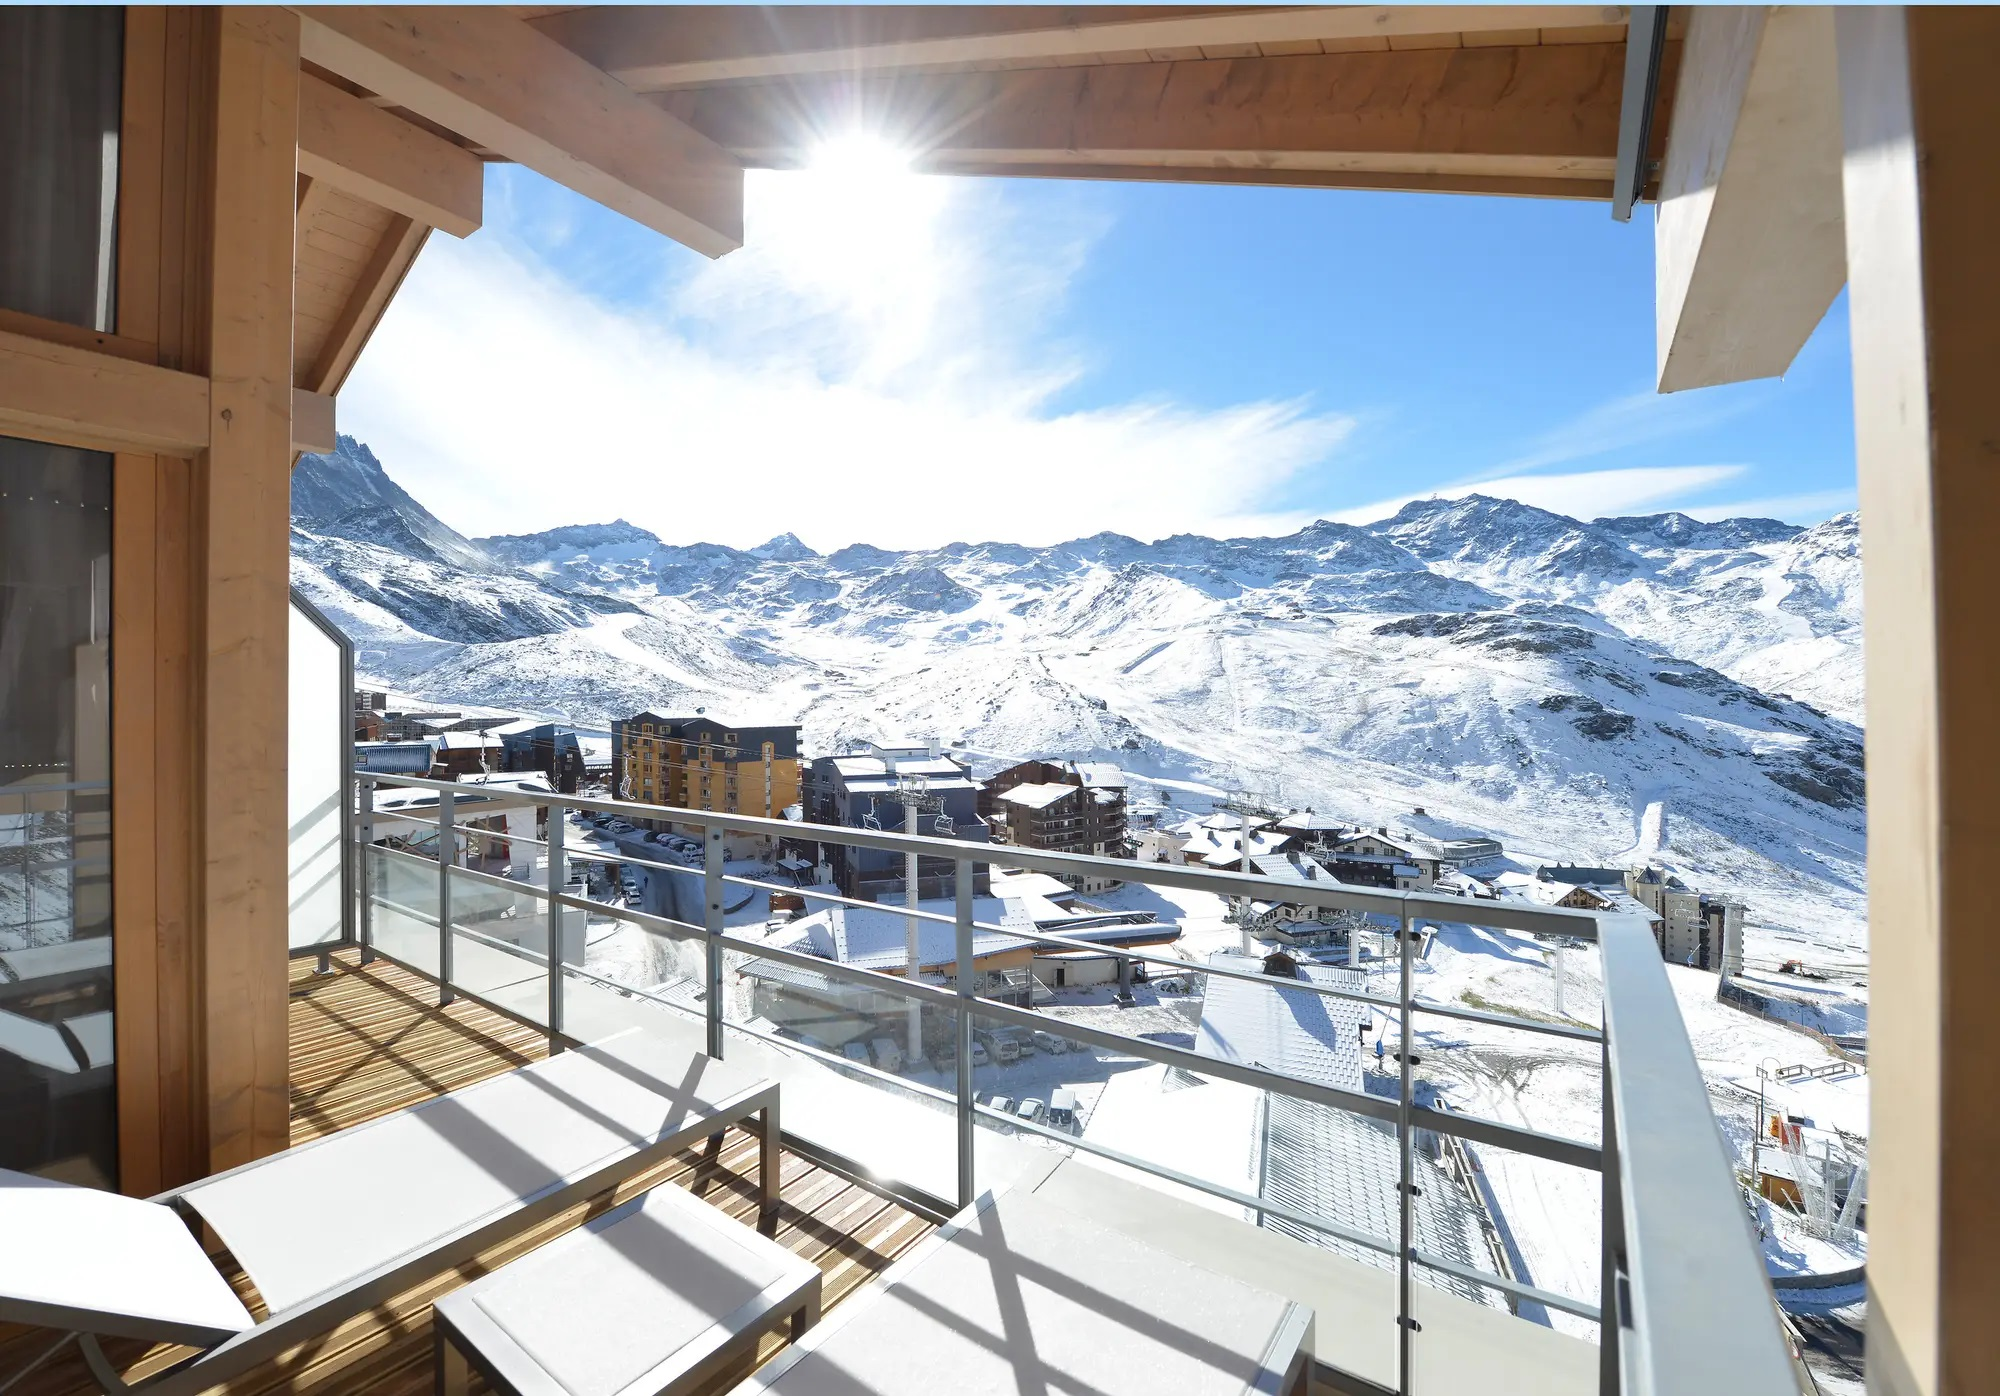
27,8,1996,1396
310,427,1871,1387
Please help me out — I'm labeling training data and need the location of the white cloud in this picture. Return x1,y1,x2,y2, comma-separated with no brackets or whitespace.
1680,487,1857,523
1493,389,1759,476
1329,464,1750,526
340,168,1354,549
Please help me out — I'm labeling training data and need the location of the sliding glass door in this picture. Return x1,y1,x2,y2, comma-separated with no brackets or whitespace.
0,436,115,1187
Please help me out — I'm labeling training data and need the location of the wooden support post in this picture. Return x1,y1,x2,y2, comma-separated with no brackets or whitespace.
1836,9,2000,1396
200,5,299,1173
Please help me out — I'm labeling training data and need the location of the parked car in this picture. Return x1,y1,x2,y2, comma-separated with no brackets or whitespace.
969,1041,991,1067
987,1095,1013,1120
1016,1098,1045,1126
842,1042,870,1066
981,1031,1022,1064
1030,1030,1067,1055
1048,1088,1079,1131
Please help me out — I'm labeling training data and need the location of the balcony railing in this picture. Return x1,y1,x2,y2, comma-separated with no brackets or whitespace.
329,769,1800,1396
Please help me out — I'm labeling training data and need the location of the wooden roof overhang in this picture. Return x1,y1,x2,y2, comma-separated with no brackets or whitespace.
278,5,1685,412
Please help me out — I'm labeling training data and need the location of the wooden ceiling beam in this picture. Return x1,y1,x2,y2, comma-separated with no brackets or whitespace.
657,42,1640,192
294,6,744,256
297,70,484,237
532,4,1632,91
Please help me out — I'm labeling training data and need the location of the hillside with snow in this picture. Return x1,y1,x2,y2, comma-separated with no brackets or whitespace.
294,435,1868,956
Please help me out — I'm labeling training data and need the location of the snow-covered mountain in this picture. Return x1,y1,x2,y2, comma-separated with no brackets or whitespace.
294,438,1868,951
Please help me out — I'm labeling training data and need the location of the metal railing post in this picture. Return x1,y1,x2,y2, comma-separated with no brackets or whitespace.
437,788,455,1006
705,823,725,1059
1397,903,1416,1395
955,856,975,1209
1599,1004,1624,1396
546,805,565,1051
357,773,376,964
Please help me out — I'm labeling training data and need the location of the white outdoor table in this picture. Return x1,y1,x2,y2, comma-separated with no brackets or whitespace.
735,1189,1314,1396
435,1181,821,1396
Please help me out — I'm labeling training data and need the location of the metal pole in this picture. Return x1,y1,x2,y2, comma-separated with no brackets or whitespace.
955,857,976,1209
357,773,376,964
437,788,455,1006
1600,1027,1624,1395
904,800,923,1068
1397,906,1416,1394
705,823,725,1059
1554,939,1567,1018
1239,809,1254,955
545,806,565,1051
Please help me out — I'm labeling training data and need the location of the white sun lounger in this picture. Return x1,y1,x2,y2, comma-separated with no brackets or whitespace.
0,1030,780,1395
435,1179,821,1396
733,1189,1314,1396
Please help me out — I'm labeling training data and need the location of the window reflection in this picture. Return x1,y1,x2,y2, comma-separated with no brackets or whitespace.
0,435,115,1188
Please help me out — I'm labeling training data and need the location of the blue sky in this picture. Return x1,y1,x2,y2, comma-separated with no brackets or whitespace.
343,159,1856,549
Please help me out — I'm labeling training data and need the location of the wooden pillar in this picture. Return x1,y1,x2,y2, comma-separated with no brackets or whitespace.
1837,9,2000,1396
198,5,298,1172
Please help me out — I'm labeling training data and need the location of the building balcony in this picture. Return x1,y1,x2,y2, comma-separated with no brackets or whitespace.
256,768,1807,1396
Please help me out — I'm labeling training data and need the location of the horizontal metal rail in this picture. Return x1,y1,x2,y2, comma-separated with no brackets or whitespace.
366,771,1606,938
1410,1247,1603,1324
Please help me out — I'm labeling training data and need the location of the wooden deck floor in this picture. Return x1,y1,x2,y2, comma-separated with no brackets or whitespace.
0,951,935,1396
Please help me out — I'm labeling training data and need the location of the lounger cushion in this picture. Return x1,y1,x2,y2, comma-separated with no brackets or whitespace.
180,1031,770,1314
740,1190,1311,1395
437,1181,819,1395
0,1169,254,1347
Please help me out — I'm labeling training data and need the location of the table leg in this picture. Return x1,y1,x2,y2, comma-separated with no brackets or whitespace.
760,1095,782,1217
436,1327,472,1396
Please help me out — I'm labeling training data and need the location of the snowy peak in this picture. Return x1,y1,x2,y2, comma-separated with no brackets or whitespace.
749,531,818,562
293,434,497,574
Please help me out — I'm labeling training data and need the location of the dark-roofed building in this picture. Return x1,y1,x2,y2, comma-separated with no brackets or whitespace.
806,743,990,900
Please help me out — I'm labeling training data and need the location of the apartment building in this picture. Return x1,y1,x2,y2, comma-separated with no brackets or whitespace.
980,758,1131,892
610,711,802,849
1628,867,1746,975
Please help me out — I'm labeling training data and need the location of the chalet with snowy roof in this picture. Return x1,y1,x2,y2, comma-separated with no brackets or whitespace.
1324,830,1441,890
1172,817,1294,872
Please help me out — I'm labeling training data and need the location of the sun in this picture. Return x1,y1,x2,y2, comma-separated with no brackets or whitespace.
806,132,915,181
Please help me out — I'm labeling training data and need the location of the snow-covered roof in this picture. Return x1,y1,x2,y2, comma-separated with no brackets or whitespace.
1069,762,1128,788
996,782,1079,810
436,730,503,750
1196,952,1365,1090
1156,962,1494,1299
1177,825,1291,867
1276,811,1350,833
988,870,1075,900
1248,853,1344,888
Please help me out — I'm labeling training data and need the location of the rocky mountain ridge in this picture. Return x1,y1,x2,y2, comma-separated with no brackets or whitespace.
292,436,1868,951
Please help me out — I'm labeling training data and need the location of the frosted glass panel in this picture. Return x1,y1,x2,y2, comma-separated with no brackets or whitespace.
289,599,347,949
